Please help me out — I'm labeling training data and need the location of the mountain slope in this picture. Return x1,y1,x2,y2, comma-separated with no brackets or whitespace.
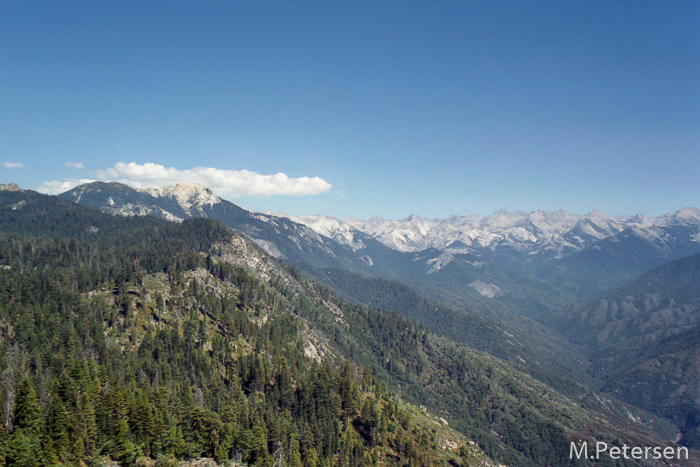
57,182,597,386
59,181,390,270
553,254,700,363
552,253,700,447
56,182,700,393
0,190,493,466
3,188,695,465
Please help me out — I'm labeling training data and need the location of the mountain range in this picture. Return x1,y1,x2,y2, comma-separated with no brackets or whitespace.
54,180,700,454
7,186,700,465
279,207,700,258
60,181,700,266
59,182,700,293
58,181,700,338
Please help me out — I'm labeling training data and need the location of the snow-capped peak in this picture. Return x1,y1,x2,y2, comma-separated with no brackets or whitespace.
583,209,614,222
277,213,367,251
144,183,221,214
660,207,700,226
272,208,700,256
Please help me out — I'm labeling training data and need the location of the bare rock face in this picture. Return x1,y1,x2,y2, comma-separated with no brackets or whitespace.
469,280,503,298
144,182,221,215
0,183,21,192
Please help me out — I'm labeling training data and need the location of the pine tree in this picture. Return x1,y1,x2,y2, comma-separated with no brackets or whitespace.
13,379,40,435
288,436,303,467
72,437,86,461
115,417,139,464
5,429,39,467
131,392,155,455
248,423,268,463
304,447,319,467
47,397,70,461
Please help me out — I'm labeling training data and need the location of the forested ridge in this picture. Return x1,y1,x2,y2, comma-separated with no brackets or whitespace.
0,218,479,465
0,190,681,466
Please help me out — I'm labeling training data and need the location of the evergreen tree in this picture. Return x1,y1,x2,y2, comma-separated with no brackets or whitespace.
115,417,139,465
13,379,39,436
47,396,70,461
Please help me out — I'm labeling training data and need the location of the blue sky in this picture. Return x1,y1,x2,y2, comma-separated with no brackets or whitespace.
1,1,698,219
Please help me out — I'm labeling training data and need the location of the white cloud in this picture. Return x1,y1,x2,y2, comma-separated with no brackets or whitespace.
2,162,24,169
37,178,96,195
64,162,85,169
95,162,332,197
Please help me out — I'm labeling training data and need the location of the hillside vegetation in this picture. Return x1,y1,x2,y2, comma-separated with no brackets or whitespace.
0,190,695,466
